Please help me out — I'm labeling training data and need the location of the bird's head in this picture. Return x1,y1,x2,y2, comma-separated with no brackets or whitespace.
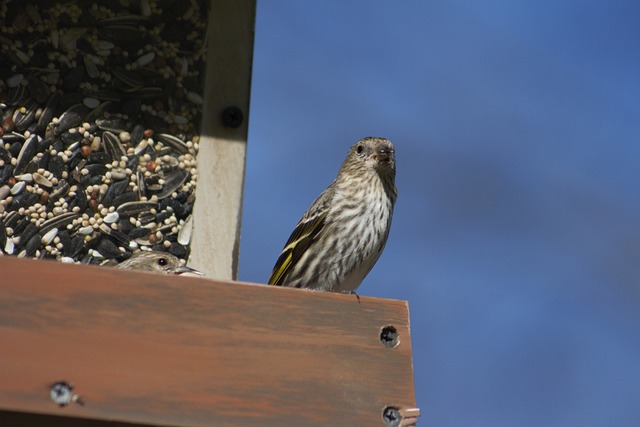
343,136,396,178
118,251,203,276
150,253,196,275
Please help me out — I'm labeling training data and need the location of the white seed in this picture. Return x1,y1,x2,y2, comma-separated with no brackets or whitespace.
119,132,131,144
10,181,26,195
140,0,152,16
78,226,94,235
136,51,155,67
171,114,189,125
177,214,193,245
14,173,33,183
103,211,119,224
135,138,149,154
5,239,15,254
0,185,10,200
14,49,30,63
41,228,58,245
83,97,100,109
51,29,59,49
84,55,99,79
89,249,104,258
7,73,24,88
186,91,203,105
97,40,115,50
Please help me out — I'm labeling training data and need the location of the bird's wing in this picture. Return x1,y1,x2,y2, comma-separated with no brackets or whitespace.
267,188,333,286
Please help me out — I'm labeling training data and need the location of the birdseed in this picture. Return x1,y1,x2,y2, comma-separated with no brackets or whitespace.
0,0,207,265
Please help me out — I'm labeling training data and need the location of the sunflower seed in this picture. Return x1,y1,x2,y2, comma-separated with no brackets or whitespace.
96,238,122,258
13,100,38,131
19,223,39,246
25,234,41,256
15,134,39,174
102,131,127,160
56,104,89,135
156,169,188,199
65,235,85,258
112,191,138,207
157,133,189,153
33,172,53,189
37,90,61,132
40,212,78,235
97,118,128,133
111,68,143,89
117,201,158,216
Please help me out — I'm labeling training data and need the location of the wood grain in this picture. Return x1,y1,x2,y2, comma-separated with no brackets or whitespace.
190,0,256,279
0,257,416,426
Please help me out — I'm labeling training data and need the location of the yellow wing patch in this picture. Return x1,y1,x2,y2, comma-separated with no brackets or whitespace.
267,212,327,286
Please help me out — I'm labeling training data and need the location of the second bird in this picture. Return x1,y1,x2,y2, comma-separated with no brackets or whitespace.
268,136,397,293
117,251,203,276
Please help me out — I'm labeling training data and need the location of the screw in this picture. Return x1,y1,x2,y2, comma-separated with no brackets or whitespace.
380,325,400,348
382,406,401,427
221,106,243,128
50,381,84,407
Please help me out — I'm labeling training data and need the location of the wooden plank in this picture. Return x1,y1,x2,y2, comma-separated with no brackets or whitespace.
190,0,256,279
0,257,416,427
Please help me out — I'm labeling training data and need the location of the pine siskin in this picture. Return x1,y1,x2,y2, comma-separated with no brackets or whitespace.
116,251,203,276
268,136,397,292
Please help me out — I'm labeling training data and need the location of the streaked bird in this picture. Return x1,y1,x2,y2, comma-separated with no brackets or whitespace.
116,251,203,276
268,136,397,293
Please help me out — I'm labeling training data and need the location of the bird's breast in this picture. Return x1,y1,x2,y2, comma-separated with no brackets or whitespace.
327,183,394,292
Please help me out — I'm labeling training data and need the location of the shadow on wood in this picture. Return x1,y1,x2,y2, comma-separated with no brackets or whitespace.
0,257,417,426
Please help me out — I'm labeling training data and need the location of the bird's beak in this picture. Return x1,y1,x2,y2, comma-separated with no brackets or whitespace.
376,145,392,163
174,265,204,276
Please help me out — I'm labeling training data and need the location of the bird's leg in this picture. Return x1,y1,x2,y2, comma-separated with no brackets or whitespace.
342,290,361,303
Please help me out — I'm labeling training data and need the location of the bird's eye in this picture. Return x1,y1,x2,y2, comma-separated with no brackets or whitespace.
157,257,168,266
356,145,364,154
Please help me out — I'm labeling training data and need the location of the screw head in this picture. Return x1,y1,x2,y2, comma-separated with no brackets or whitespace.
380,325,400,348
382,406,401,427
50,381,84,407
221,106,243,128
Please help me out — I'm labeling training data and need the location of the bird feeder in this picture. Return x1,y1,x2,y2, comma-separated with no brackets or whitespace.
0,1,418,425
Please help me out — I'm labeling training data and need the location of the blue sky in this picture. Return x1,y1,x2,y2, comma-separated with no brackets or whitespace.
239,1,640,425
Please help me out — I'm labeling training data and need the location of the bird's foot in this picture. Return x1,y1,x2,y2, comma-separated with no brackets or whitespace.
341,290,360,303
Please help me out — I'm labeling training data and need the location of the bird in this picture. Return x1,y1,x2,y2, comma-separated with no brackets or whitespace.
268,136,397,293
116,251,203,276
